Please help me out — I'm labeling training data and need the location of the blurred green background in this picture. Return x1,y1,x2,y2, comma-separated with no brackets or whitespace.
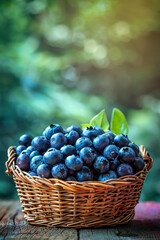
0,0,160,201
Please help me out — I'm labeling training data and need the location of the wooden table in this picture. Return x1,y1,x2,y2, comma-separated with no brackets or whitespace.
0,201,160,240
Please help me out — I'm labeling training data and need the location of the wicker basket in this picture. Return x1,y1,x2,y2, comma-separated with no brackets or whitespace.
6,145,153,228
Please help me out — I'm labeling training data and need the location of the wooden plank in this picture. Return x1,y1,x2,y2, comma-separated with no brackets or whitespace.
0,201,25,226
0,201,78,240
80,228,120,240
79,202,160,240
3,227,78,240
0,201,13,224
79,221,160,240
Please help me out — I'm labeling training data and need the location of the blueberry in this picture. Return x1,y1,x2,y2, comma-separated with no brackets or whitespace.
30,155,44,172
104,130,116,143
26,146,35,156
19,150,27,155
93,156,110,173
94,126,104,135
82,126,100,140
51,163,68,180
16,152,30,171
19,134,33,147
119,147,135,163
128,142,139,157
132,156,145,172
117,163,134,177
43,124,64,140
28,171,38,176
31,136,50,153
65,130,79,145
80,147,97,166
30,150,40,159
43,148,63,165
37,164,51,178
110,158,120,170
60,145,76,158
103,145,119,160
75,137,92,151
93,134,110,151
66,176,76,181
98,170,118,181
114,134,129,148
65,125,82,136
16,145,26,155
50,133,67,149
76,166,93,182
65,155,83,171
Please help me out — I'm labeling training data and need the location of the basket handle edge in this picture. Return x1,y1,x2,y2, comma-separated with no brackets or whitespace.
6,146,17,176
140,145,153,172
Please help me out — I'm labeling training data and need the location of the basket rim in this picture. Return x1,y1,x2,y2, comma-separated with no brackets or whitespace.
6,145,153,191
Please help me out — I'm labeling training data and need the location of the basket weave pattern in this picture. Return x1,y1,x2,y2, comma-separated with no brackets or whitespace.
6,146,153,228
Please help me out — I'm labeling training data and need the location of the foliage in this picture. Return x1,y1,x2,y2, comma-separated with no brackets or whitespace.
0,0,160,201
82,109,109,131
111,108,129,135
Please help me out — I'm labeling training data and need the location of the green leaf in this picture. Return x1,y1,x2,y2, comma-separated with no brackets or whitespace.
90,109,109,131
81,124,92,130
111,108,129,135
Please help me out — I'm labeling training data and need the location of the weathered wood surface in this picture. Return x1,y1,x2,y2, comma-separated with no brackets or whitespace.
0,201,160,240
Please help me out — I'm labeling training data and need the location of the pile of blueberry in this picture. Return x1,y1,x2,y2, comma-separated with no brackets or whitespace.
15,124,145,182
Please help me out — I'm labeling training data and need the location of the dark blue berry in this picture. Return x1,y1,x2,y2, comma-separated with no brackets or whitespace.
65,125,82,136
37,164,51,178
43,124,64,140
82,126,100,140
30,150,40,159
103,145,119,160
16,145,26,155
66,176,76,181
117,163,134,177
119,147,135,163
60,145,76,158
19,134,33,147
94,126,104,135
65,130,79,145
31,136,50,153
30,155,44,172
51,163,68,180
104,130,116,143
16,152,30,171
93,134,110,151
93,156,110,173
76,166,93,182
65,155,83,171
98,170,117,181
50,133,67,149
128,142,139,157
75,137,92,151
19,150,27,155
80,147,97,166
114,134,129,148
110,158,120,170
26,146,35,156
28,171,38,176
43,148,62,165
132,156,145,172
